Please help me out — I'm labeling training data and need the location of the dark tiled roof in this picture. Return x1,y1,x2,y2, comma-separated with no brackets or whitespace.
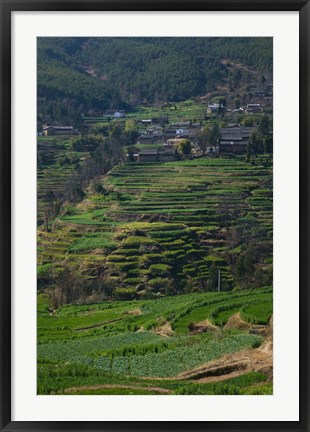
220,136,243,141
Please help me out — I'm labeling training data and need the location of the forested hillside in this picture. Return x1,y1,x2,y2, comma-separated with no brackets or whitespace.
37,37,272,123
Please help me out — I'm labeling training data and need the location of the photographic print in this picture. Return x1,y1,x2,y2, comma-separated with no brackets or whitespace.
37,37,273,396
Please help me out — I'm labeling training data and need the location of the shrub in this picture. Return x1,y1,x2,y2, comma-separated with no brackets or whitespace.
123,278,141,285
123,236,157,248
149,264,172,276
148,278,173,294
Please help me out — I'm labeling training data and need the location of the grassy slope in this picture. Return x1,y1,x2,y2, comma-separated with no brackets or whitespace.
38,156,272,294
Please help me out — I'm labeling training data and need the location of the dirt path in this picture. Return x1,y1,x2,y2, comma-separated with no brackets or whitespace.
176,338,273,384
63,384,172,395
75,317,123,332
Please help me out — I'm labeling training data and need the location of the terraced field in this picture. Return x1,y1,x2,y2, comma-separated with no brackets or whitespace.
127,99,207,122
37,155,273,395
38,157,272,297
38,287,273,395
37,137,89,223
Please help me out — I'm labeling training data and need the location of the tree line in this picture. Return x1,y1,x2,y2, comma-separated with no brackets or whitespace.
37,37,272,123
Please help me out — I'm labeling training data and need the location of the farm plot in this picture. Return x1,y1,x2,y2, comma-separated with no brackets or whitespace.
38,287,273,394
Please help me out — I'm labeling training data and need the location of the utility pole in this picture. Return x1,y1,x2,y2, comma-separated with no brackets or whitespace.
217,269,221,292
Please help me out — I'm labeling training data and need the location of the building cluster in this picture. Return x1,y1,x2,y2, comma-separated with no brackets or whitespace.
127,120,203,162
39,84,272,162
136,120,202,144
128,122,263,162
207,84,273,116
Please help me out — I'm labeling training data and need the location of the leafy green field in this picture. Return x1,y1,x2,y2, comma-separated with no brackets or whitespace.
38,287,272,395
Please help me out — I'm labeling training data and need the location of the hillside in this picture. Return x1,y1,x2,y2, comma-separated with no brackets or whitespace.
38,156,272,304
37,37,272,123
37,37,273,396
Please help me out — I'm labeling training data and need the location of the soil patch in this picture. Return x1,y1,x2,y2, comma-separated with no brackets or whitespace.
63,384,171,395
74,317,123,332
154,321,175,338
176,338,273,384
224,312,250,330
189,319,219,335
126,308,143,316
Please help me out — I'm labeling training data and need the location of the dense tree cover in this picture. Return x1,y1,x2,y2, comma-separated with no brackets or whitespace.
38,37,272,123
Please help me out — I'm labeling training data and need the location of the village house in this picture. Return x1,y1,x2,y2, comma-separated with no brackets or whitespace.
254,88,267,98
207,103,220,114
219,126,256,154
219,141,247,153
164,138,184,149
252,85,273,98
159,149,178,162
241,127,258,139
246,104,263,114
42,125,74,136
136,135,154,145
126,146,177,162
137,149,159,162
126,146,140,162
140,119,152,125
171,121,191,128
175,128,191,136
145,125,164,141
163,128,178,139
207,103,225,114
140,148,176,162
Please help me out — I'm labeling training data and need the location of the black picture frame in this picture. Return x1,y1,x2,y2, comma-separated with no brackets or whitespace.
1,1,309,431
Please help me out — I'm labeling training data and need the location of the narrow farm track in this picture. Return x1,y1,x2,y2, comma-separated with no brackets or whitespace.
137,334,273,386
176,315,273,384
183,338,273,384
75,317,124,331
63,384,172,395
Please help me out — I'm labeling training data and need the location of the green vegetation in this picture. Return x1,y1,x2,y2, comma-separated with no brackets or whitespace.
38,157,272,304
37,37,273,396
38,37,272,123
38,288,272,395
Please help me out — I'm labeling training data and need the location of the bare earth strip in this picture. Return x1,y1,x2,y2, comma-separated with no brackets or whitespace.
176,338,273,384
63,384,172,395
75,317,123,331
